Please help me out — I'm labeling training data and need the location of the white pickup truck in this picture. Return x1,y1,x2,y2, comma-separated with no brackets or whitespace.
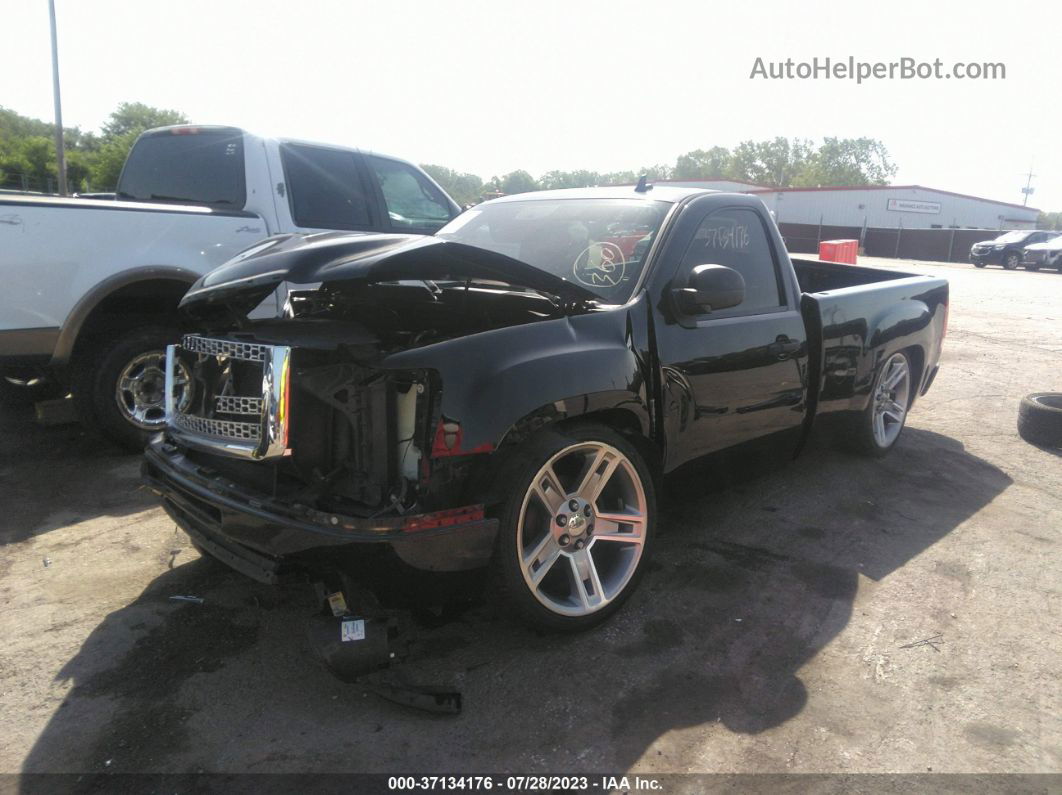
0,124,459,447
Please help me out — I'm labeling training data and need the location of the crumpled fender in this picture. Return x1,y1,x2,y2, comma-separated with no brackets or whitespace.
380,298,651,453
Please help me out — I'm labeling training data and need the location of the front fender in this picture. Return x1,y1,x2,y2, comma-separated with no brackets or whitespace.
381,301,650,452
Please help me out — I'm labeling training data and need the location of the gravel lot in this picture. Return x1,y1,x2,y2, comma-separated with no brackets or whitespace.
1,256,1060,778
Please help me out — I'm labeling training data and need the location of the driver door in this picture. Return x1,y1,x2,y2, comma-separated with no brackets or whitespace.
652,204,809,470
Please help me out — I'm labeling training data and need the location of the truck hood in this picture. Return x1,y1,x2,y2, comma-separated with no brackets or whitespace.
180,232,599,312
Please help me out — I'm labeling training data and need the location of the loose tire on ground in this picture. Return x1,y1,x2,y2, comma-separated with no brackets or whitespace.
491,422,656,632
1017,393,1062,448
73,326,181,451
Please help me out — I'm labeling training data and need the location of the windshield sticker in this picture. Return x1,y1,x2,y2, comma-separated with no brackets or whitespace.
573,242,626,288
697,221,751,251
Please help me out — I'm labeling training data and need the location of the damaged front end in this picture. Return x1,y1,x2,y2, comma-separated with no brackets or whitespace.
143,232,603,583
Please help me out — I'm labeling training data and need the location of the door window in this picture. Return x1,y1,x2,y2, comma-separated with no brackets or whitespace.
280,144,373,230
367,156,454,231
681,208,785,313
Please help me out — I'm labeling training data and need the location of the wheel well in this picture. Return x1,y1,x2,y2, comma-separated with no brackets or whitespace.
480,407,662,508
72,279,191,356
557,408,662,477
902,344,925,407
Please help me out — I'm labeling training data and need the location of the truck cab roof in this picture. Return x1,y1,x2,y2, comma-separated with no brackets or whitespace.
485,185,717,205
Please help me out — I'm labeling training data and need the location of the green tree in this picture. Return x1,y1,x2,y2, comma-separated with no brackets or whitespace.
637,163,673,181
495,169,537,195
1038,211,1062,230
600,169,637,185
420,164,484,207
728,137,813,187
0,106,100,191
537,169,602,190
0,102,187,192
88,103,189,190
793,137,896,187
673,146,732,180
101,102,188,139
12,136,56,191
65,150,94,192
90,132,139,190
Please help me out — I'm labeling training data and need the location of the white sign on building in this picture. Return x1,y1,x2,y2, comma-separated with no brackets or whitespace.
886,198,942,215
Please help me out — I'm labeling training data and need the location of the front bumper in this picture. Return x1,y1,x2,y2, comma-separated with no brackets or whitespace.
969,250,1000,265
143,436,498,577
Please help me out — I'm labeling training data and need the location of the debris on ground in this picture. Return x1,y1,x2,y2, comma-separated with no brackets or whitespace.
899,633,944,652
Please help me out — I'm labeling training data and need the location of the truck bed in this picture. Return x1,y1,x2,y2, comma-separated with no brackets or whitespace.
793,257,949,417
791,256,914,293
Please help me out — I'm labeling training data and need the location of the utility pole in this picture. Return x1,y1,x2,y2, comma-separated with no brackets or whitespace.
1021,166,1036,207
48,0,68,196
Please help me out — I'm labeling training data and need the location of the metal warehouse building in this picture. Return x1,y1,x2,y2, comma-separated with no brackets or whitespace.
644,179,1041,262
657,180,1039,230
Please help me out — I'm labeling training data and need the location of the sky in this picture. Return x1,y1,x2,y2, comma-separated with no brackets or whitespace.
3,0,1061,210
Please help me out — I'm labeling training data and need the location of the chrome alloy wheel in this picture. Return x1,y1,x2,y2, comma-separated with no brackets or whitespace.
115,351,190,429
871,353,910,448
517,442,648,617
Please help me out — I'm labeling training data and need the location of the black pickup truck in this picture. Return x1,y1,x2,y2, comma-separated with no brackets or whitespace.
143,186,949,632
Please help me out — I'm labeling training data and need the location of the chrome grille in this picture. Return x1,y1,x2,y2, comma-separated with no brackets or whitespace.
173,412,261,441
214,395,264,415
166,336,291,460
181,335,269,362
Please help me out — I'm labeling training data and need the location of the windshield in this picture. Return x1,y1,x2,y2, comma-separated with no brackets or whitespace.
994,231,1032,244
436,198,670,302
117,129,246,207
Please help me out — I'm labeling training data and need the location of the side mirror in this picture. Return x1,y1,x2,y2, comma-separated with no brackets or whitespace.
672,264,745,314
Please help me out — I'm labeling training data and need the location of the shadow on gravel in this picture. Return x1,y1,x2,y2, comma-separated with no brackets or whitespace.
19,425,1012,777
0,405,147,546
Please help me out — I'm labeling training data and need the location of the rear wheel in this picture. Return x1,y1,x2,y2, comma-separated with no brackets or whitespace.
1003,252,1020,270
844,350,913,457
492,424,656,632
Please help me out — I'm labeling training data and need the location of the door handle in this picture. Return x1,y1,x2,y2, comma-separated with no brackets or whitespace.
768,336,801,359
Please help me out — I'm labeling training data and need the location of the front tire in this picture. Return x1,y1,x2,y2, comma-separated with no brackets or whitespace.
73,326,187,451
844,350,913,458
492,424,656,632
